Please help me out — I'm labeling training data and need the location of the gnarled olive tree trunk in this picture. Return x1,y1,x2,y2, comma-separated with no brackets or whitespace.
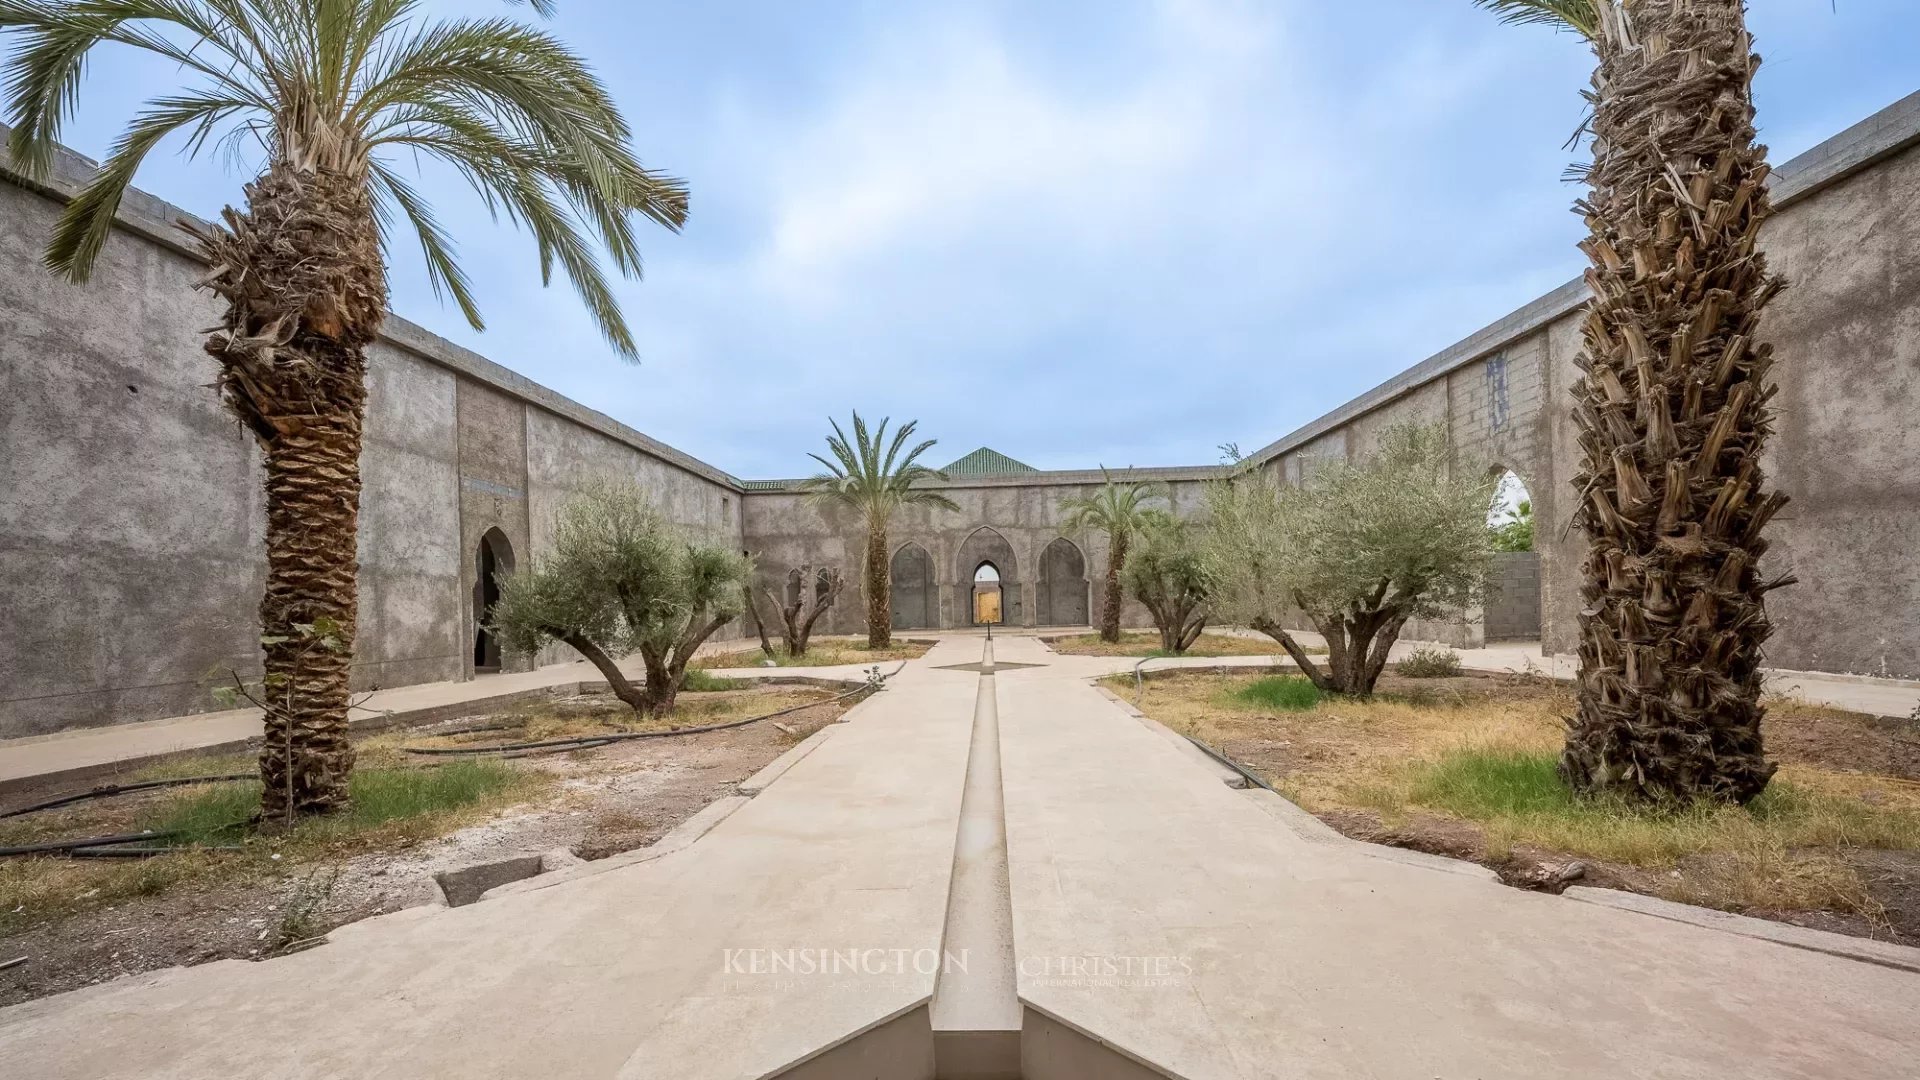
1563,0,1787,803
195,160,386,820
1253,604,1407,698
765,569,843,657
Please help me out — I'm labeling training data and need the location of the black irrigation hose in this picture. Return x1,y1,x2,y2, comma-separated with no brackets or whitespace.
0,774,255,820
68,845,246,859
0,829,185,858
0,820,251,860
402,664,906,758
1182,734,1279,795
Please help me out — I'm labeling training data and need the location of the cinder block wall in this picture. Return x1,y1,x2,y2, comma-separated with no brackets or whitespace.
1483,552,1543,643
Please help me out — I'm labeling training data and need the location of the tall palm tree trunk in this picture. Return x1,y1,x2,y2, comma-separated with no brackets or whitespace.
867,525,892,648
1563,0,1787,804
199,160,387,819
1100,532,1127,643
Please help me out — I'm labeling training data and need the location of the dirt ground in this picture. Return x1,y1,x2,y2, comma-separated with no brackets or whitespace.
1124,669,1920,946
0,686,852,1007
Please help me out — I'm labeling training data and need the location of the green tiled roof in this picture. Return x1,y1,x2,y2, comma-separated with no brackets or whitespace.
943,447,1037,477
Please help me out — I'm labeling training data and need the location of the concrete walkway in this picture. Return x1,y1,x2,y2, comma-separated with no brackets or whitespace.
5,629,1915,797
1205,626,1920,718
4,634,1918,1078
0,640,886,793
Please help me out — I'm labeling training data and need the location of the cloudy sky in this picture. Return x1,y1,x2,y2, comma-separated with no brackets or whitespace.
41,0,1920,478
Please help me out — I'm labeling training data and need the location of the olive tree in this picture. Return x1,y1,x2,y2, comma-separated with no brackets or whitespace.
760,566,845,658
1204,424,1495,696
1123,516,1212,655
492,483,746,717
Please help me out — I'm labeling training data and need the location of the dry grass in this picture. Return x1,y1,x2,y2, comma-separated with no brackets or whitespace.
0,687,844,929
1049,631,1324,659
1,760,546,929
696,639,928,669
400,687,837,747
1119,671,1920,920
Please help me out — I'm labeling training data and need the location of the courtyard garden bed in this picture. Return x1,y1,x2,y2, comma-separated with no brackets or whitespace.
696,637,929,669
1047,630,1325,659
1116,670,1920,945
0,684,854,1006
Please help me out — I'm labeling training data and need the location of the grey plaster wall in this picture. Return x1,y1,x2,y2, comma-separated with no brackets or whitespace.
0,180,264,735
739,475,1213,636
1751,138,1920,677
0,148,745,737
1484,552,1544,643
1237,97,1920,675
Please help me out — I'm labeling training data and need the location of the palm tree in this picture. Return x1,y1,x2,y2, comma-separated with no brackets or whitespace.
802,413,958,648
1478,0,1788,803
1061,469,1166,642
1,0,687,821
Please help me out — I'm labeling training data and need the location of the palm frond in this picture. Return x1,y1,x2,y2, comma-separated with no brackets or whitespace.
802,412,954,518
0,0,683,353
1472,0,1602,39
47,91,250,279
369,158,482,330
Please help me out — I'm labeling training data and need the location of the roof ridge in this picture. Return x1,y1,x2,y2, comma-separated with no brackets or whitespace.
943,446,1038,476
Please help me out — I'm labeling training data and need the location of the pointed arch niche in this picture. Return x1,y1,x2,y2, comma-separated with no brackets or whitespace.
889,542,935,630
1036,536,1089,627
955,527,1020,626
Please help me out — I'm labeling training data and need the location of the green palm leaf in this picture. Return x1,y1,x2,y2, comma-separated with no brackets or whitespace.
0,0,684,356
1472,0,1604,39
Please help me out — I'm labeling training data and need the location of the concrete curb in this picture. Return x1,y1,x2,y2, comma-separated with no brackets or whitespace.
738,725,840,796
1113,681,1920,968
1091,686,1246,789
1761,667,1920,692
480,795,752,901
1238,787,1344,844
1241,783,1920,968
1562,886,1920,975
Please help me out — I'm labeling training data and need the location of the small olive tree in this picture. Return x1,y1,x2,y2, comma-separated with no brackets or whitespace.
1123,516,1212,655
761,566,845,658
1204,424,1495,696
493,483,747,717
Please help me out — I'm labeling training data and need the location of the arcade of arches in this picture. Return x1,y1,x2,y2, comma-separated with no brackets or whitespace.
879,530,1094,632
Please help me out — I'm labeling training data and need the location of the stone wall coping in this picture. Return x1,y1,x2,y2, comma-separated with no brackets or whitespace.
740,463,1227,495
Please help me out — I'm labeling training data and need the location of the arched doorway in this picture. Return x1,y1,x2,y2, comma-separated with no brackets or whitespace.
971,563,1004,626
472,528,515,673
890,543,934,629
955,527,1020,626
1485,468,1541,642
1036,537,1089,626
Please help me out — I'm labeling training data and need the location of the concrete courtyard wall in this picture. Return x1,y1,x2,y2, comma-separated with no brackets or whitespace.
740,472,1214,637
0,140,745,738
1243,92,1920,676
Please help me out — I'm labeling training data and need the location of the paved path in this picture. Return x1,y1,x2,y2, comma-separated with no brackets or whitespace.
8,629,1913,797
4,635,1918,1078
0,639,882,792
1206,627,1920,718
